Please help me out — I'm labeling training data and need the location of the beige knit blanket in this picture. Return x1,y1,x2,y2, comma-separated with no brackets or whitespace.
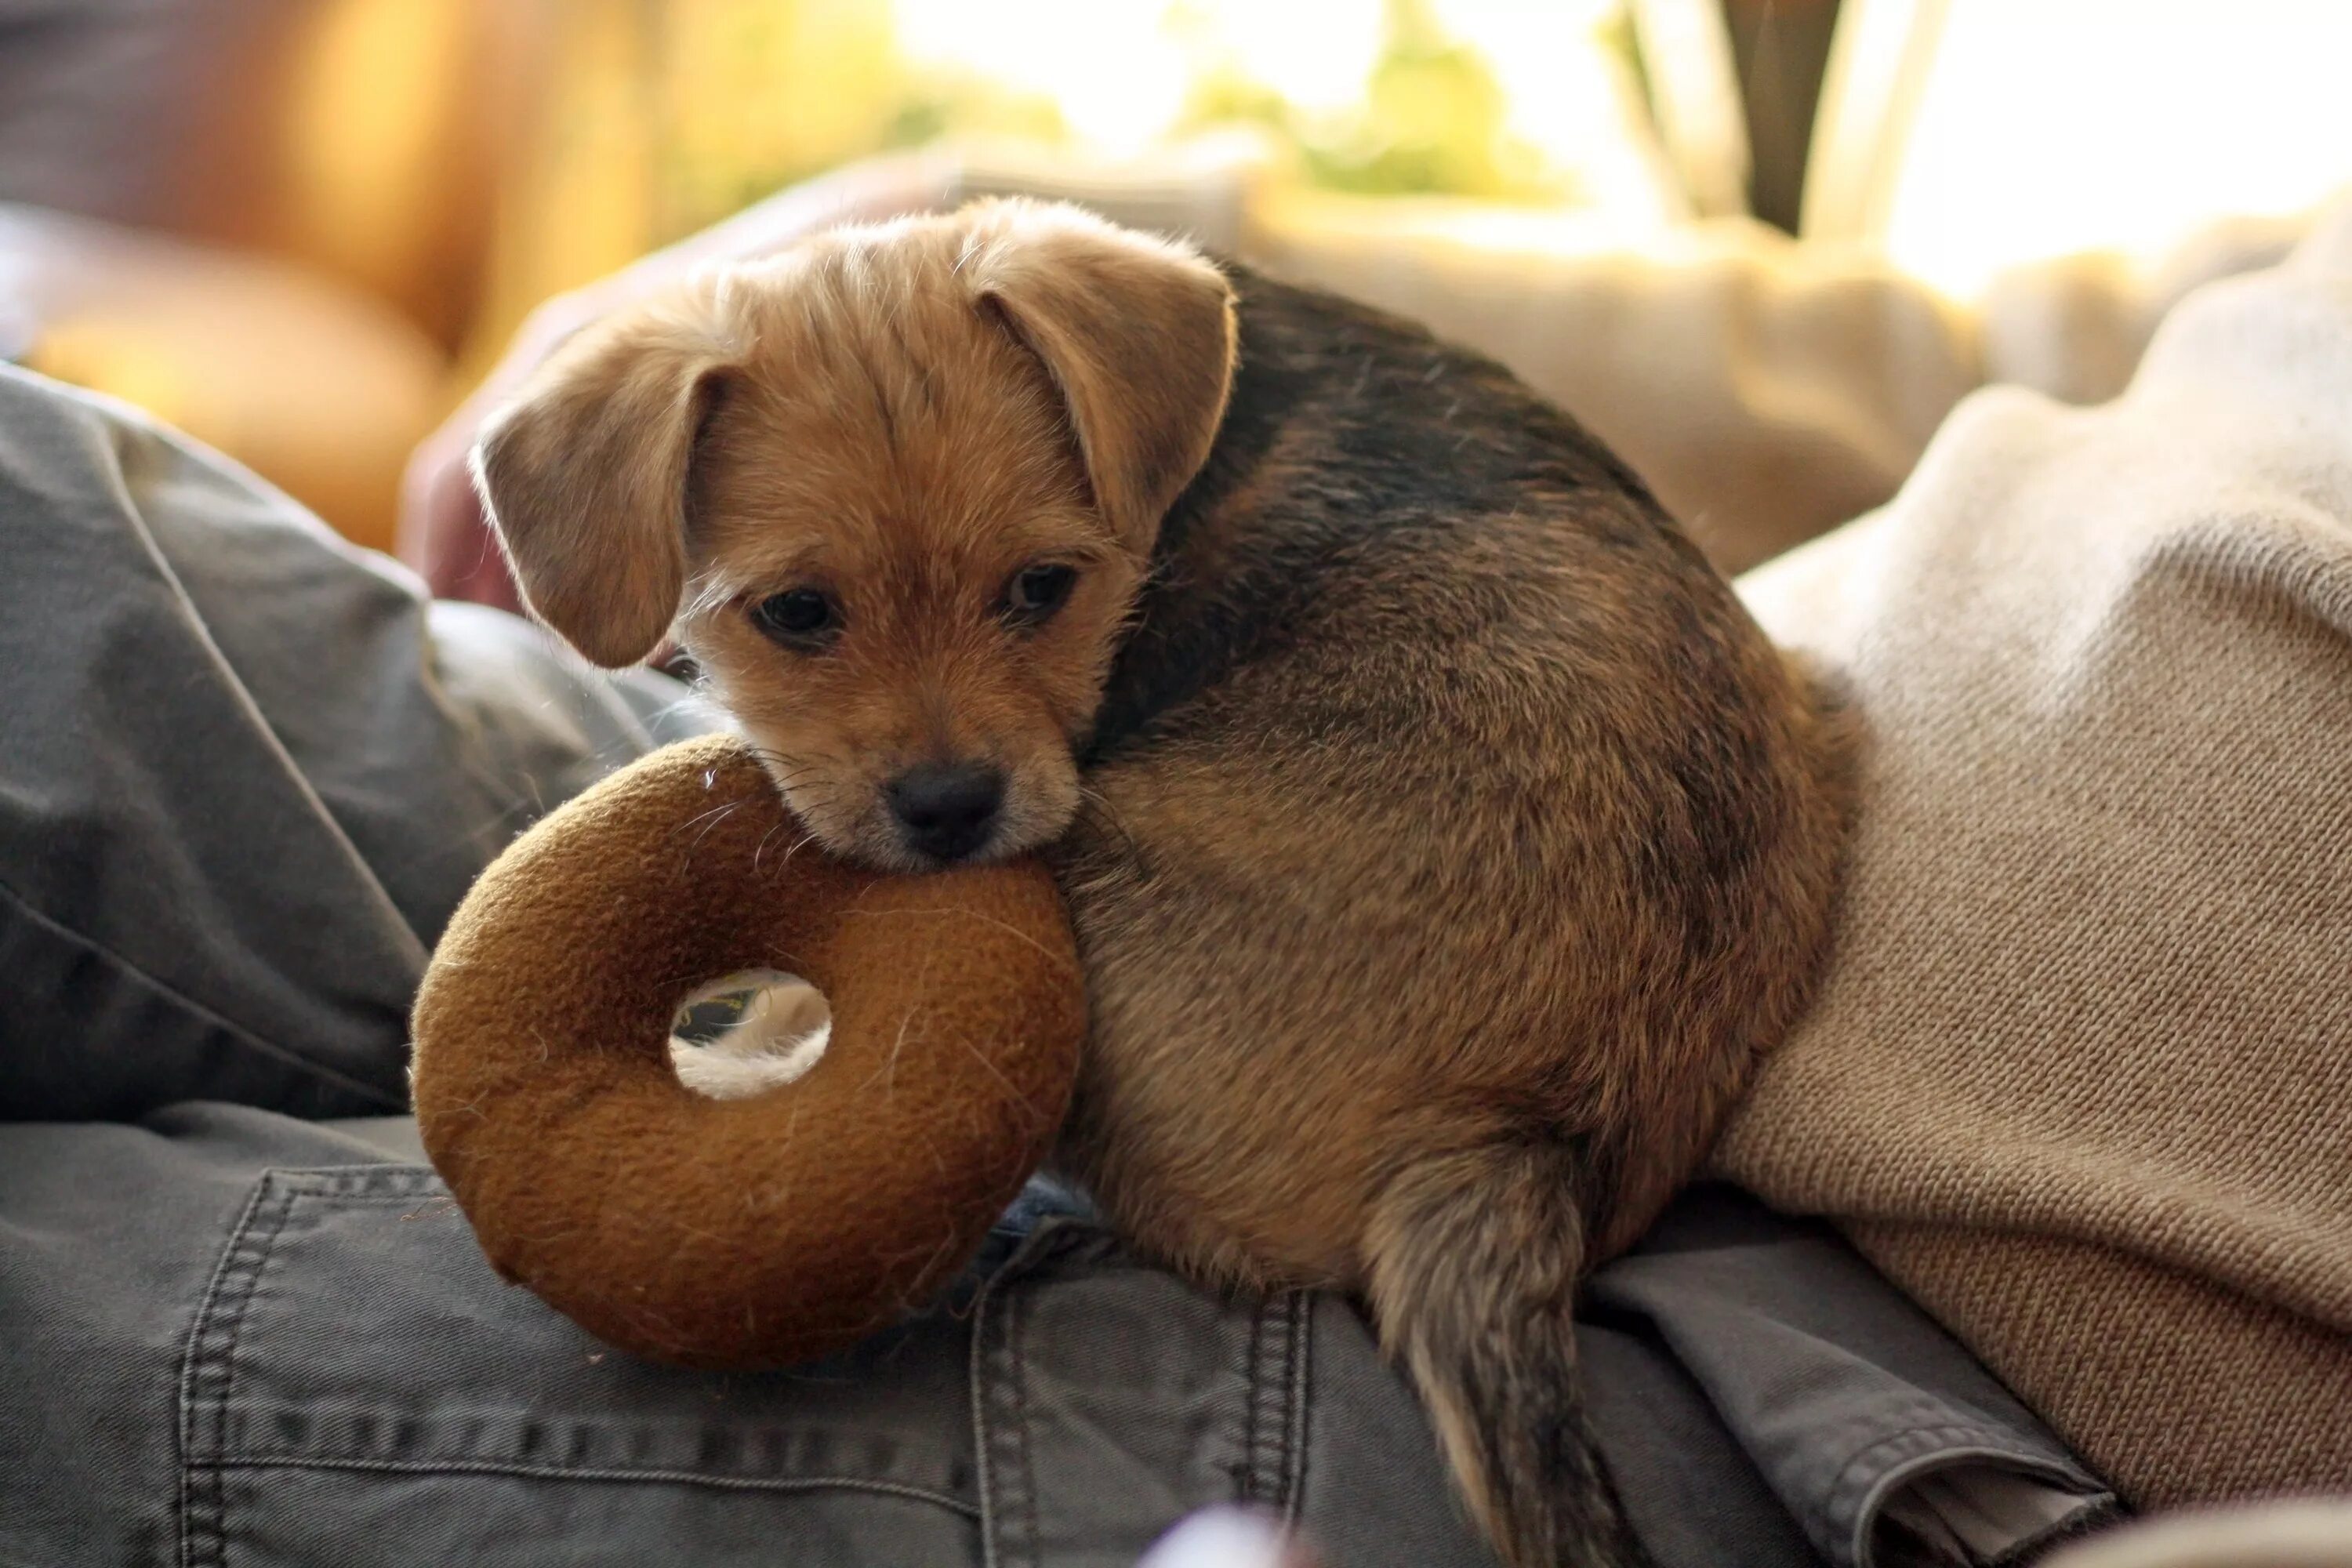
1705,202,2352,1509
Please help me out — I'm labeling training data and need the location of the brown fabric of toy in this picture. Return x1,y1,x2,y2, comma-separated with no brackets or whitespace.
411,735,1086,1370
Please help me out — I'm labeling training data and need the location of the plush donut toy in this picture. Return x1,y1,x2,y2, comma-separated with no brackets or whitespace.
410,735,1087,1370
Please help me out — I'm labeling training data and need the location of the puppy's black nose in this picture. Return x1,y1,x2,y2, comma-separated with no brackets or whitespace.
887,763,1006,862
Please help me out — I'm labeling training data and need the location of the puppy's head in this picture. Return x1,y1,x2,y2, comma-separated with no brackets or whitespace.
473,201,1237,869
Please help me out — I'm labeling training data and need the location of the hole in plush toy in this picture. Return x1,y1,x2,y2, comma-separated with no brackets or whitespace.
668,969,832,1100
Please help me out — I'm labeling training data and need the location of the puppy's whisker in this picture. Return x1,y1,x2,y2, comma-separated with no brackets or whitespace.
739,746,818,777
750,825,834,882
679,577,745,622
750,817,789,875
1074,784,1148,868
665,798,746,848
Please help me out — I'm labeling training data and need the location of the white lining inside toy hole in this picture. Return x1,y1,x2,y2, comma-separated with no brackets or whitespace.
668,968,832,1100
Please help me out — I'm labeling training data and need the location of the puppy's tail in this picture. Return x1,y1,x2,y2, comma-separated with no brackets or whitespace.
1366,1142,1648,1568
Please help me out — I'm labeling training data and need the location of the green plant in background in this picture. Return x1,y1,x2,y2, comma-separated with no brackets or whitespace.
1592,2,1654,145
640,0,1069,242
637,0,1628,245
1179,0,1584,203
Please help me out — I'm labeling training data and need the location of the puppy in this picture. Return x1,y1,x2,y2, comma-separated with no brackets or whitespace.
473,201,1853,1568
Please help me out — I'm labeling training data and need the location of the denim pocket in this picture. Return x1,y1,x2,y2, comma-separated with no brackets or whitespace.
177,1167,981,1567
176,1168,1330,1568
967,1220,1312,1568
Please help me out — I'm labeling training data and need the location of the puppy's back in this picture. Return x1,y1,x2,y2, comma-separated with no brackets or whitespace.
1052,269,1854,1566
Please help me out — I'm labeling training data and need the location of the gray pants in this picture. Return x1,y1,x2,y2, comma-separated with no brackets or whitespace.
0,365,2111,1568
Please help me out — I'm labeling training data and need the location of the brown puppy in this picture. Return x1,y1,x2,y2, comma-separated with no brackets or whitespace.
473,200,1854,1568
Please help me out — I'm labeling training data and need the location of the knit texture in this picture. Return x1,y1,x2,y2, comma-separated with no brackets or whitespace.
1713,204,2352,1507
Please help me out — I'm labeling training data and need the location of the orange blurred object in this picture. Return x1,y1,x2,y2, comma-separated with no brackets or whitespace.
0,0,543,551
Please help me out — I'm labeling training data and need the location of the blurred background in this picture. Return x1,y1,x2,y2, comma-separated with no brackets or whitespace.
3,0,2349,560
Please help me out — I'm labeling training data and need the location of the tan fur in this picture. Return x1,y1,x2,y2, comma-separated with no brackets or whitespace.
472,290,744,666
480,205,1232,869
472,199,1855,1568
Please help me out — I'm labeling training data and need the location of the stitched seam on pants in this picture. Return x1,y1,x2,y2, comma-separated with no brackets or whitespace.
198,1455,980,1516
971,1229,1025,1568
1824,1423,2079,1566
1005,1283,1044,1567
971,1250,1000,1568
176,1177,270,1568
1243,1294,1273,1504
177,1174,296,1568
249,1167,443,1202
1282,1294,1312,1526
0,874,405,1110
216,1182,299,1438
973,1220,1094,1568
1242,1292,1308,1513
1239,1296,1261,1501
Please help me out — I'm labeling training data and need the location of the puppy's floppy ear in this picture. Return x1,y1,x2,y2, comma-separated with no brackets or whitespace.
960,201,1238,552
470,285,742,667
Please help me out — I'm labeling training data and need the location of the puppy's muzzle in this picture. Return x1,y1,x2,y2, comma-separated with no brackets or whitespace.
887,762,1006,862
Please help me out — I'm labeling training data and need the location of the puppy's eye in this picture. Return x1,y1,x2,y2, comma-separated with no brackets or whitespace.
750,588,840,648
1002,563,1078,628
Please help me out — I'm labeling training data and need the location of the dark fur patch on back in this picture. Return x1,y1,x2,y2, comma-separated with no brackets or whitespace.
1085,267,1680,760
